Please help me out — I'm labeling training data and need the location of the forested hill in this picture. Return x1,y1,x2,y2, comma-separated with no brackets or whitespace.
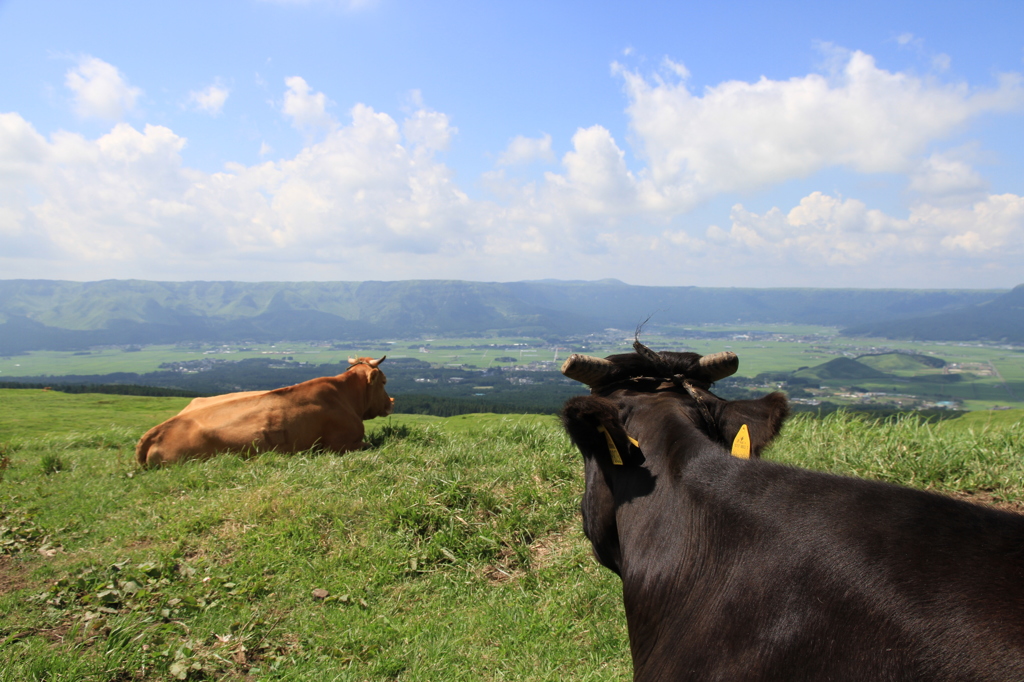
0,279,1009,353
841,284,1024,342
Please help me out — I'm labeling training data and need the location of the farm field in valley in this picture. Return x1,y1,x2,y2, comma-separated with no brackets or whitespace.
2,325,1022,412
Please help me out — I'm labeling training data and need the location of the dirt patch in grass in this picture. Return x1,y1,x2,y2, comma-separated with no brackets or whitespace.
483,547,521,584
529,530,578,570
31,622,72,646
946,490,1024,514
483,528,580,584
0,555,33,596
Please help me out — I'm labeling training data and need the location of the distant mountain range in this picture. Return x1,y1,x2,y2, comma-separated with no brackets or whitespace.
0,279,1018,354
841,284,1024,343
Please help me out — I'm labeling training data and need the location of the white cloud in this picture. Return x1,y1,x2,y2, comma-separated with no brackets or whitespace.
545,125,638,216
731,193,909,266
481,127,640,249
188,83,230,116
894,32,951,72
498,134,555,166
402,109,456,152
675,191,1024,281
908,152,987,205
896,33,919,48
0,112,48,172
3,45,1024,286
615,48,1024,203
65,56,142,120
282,76,335,132
932,53,952,72
0,106,472,272
0,114,49,249
931,195,1024,254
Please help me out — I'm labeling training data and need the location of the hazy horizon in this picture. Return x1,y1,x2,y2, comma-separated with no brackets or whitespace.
0,276,1017,292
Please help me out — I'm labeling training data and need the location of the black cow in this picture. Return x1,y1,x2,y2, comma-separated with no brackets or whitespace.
560,342,1024,681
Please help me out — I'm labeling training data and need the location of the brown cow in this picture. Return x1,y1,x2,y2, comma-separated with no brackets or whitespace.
135,357,393,467
177,390,268,414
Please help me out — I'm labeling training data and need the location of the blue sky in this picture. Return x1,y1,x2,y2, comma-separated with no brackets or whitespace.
1,0,1022,288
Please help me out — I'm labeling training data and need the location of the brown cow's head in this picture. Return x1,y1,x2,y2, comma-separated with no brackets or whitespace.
560,344,789,575
348,356,394,419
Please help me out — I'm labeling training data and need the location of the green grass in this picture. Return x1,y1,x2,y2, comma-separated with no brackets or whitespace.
2,393,1023,680
0,389,193,440
1,412,630,681
0,388,554,442
769,412,1024,501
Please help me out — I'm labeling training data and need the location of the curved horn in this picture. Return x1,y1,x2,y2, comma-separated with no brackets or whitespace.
560,354,616,386
348,356,387,368
699,351,739,381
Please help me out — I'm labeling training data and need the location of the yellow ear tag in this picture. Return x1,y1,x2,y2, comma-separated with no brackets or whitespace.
731,424,751,459
597,425,624,466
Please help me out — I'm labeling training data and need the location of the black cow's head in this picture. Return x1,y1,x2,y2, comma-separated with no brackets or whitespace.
560,342,789,575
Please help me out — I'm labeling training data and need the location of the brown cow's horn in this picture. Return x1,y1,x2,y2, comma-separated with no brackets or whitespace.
368,356,386,368
699,351,739,381
560,354,615,386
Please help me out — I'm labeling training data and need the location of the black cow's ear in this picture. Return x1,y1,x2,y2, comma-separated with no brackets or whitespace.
560,395,625,574
718,392,790,458
561,396,614,466
561,396,641,467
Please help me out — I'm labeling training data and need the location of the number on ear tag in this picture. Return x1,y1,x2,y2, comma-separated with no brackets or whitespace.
731,424,751,459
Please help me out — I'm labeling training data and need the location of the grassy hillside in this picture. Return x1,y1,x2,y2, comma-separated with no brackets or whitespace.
2,413,629,681
2,395,1023,680
856,352,946,372
0,389,193,440
793,357,888,381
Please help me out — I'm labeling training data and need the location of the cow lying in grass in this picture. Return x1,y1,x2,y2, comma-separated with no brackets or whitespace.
561,342,1024,681
136,357,393,467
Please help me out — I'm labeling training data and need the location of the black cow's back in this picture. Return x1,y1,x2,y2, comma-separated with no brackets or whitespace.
622,454,1024,681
